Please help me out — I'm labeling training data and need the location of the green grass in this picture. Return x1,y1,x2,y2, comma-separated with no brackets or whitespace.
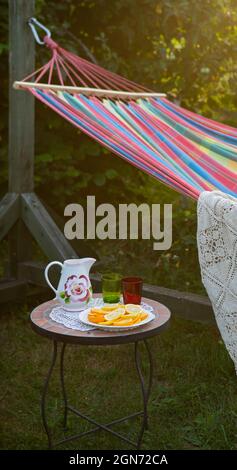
0,302,237,450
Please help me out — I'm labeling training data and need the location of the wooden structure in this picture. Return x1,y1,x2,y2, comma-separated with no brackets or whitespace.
0,0,77,302
0,0,215,324
13,81,166,99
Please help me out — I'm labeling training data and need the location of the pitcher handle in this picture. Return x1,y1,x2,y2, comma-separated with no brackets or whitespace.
44,261,63,295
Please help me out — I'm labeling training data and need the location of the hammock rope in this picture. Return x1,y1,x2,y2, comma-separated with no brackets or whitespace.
14,31,237,200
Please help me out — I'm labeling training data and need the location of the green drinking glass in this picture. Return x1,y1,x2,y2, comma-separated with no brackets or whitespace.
102,273,122,304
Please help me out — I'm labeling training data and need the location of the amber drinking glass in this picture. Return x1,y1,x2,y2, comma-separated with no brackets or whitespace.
122,277,143,305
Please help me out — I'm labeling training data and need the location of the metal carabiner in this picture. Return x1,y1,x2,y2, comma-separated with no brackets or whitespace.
28,17,51,45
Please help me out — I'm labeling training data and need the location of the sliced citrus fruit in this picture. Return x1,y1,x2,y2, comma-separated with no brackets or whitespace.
125,304,143,315
133,318,143,324
101,304,119,312
91,307,104,314
124,312,140,319
88,314,98,320
113,319,134,326
104,307,125,321
140,312,148,321
88,315,105,323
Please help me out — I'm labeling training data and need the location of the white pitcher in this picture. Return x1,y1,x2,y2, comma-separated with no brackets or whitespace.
44,258,96,310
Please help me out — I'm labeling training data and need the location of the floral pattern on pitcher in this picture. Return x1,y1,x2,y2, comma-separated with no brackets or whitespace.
59,274,92,305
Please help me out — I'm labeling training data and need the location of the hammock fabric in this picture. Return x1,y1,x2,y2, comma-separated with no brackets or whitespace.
15,36,237,200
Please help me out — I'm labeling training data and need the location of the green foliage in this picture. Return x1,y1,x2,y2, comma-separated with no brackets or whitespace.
1,0,237,292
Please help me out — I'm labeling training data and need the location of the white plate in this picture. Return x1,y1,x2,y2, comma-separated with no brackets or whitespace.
79,308,156,331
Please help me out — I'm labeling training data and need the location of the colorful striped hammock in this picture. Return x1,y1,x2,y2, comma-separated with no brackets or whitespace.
14,36,237,200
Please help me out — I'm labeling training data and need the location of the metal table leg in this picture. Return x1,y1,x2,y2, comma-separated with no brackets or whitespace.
60,343,68,431
134,339,153,449
41,339,153,449
41,340,58,449
144,339,153,426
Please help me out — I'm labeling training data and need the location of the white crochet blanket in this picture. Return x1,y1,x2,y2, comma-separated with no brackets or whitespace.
197,190,237,373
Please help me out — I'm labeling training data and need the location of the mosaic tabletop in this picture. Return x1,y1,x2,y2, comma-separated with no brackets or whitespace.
30,294,171,345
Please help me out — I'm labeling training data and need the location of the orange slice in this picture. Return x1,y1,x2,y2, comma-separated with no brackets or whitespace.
98,320,114,325
140,313,148,321
88,314,105,323
113,319,134,326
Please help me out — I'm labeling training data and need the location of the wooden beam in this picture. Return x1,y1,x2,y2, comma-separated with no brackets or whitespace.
13,81,167,99
142,283,213,325
18,261,48,285
0,279,27,304
42,198,98,259
9,1,35,193
8,0,35,278
8,219,33,278
0,193,20,241
21,193,78,261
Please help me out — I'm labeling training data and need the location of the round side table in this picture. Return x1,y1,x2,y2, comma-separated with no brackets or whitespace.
30,295,170,449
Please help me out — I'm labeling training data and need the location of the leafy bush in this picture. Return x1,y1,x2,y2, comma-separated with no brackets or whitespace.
1,0,237,293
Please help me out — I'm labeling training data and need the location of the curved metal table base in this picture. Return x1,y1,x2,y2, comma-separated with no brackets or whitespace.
135,340,153,448
41,340,58,449
41,339,153,449
60,342,68,431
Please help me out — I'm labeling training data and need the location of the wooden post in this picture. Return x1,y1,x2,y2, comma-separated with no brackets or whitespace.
9,0,35,193
0,0,78,294
8,0,35,275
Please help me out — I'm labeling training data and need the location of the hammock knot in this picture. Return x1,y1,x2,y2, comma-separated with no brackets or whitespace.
44,36,58,51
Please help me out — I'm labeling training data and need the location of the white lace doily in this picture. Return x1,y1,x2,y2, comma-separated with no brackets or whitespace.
49,298,154,332
197,190,237,374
